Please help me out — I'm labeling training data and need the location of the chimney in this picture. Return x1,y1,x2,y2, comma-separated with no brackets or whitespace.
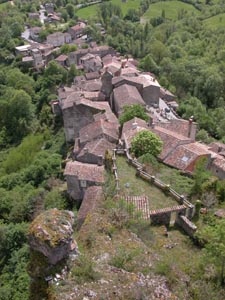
132,122,138,130
83,148,88,154
188,116,193,138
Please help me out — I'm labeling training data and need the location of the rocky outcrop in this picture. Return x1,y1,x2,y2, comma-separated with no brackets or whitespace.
28,208,76,265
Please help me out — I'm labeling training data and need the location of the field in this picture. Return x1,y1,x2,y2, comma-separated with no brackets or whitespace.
116,155,176,210
143,1,200,21
203,13,225,29
76,0,141,19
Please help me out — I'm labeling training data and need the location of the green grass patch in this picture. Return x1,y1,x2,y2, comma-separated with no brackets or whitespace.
203,13,225,29
0,2,11,12
76,0,141,19
116,156,176,210
143,1,200,21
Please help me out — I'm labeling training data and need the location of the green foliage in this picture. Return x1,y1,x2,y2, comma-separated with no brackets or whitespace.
0,88,35,144
1,134,45,175
216,180,225,203
71,254,100,284
131,130,163,158
119,104,149,125
60,43,77,54
198,219,225,285
110,246,141,271
191,157,212,196
44,190,66,210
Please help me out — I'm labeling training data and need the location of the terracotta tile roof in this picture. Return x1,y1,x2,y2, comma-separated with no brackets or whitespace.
84,79,102,92
150,126,191,160
79,119,119,145
64,161,105,183
77,138,115,159
55,54,68,62
163,142,212,171
122,117,149,149
127,74,160,88
209,142,225,154
211,156,225,171
70,22,86,32
121,67,139,76
77,186,103,228
81,53,95,61
85,72,101,80
113,84,145,113
156,119,197,139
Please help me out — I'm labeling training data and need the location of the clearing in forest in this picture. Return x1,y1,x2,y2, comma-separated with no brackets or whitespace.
76,0,141,19
143,1,200,21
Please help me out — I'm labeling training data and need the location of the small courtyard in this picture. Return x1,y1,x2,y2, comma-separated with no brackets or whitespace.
116,155,177,210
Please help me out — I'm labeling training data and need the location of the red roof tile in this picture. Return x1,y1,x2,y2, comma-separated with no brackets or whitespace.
64,161,105,183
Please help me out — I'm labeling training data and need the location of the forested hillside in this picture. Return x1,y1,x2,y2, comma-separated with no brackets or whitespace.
1,0,225,299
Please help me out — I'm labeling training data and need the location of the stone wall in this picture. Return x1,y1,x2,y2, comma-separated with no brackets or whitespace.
175,214,197,237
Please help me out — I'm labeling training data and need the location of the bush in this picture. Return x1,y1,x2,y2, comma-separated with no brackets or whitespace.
71,254,100,284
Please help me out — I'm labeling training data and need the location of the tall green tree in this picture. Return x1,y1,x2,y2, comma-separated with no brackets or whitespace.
131,130,163,158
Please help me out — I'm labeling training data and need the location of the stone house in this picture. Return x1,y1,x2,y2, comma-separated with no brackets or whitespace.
75,138,115,165
90,46,116,58
156,118,197,141
101,70,113,99
68,22,86,39
78,118,119,147
127,74,161,106
209,157,225,179
47,32,65,47
55,54,68,67
80,54,102,72
68,49,89,65
150,125,191,161
45,3,54,14
46,32,71,47
163,142,213,173
121,117,149,149
15,44,31,56
64,161,105,201
61,97,118,142
85,72,101,81
32,49,44,68
111,84,145,116
22,56,34,67
30,27,42,41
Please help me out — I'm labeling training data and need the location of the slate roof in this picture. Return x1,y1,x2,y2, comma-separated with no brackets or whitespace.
64,161,105,183
79,119,119,145
113,84,145,113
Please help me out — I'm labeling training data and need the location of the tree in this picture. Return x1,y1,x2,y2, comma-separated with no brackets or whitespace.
119,104,149,126
131,130,163,158
198,219,225,285
67,64,78,84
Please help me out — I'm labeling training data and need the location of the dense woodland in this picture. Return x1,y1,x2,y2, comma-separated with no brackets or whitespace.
1,0,225,299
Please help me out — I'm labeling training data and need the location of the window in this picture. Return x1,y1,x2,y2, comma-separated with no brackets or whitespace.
80,180,87,188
